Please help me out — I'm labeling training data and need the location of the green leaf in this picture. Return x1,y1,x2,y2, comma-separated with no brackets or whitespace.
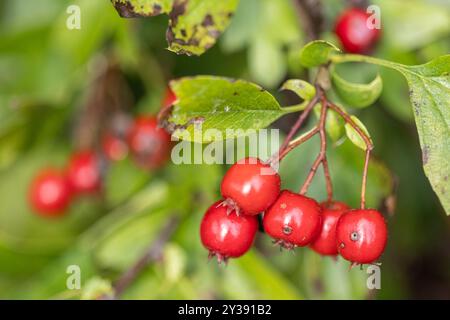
344,115,372,150
168,76,294,143
299,40,341,67
281,79,316,101
167,0,239,56
111,0,173,17
332,70,383,108
81,277,113,300
313,105,344,142
401,56,450,214
332,53,450,214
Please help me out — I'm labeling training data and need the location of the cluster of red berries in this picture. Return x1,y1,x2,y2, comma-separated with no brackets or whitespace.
335,7,381,54
28,89,175,217
200,157,387,265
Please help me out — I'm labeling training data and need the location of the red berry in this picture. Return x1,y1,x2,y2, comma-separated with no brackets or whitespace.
336,209,387,264
29,168,71,216
221,157,280,215
335,8,380,54
162,87,177,107
263,190,322,249
200,201,258,263
67,150,102,194
127,116,172,169
102,133,128,161
310,201,350,256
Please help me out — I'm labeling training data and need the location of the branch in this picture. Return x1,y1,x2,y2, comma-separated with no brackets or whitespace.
292,0,324,41
112,216,180,299
300,97,328,194
327,101,374,209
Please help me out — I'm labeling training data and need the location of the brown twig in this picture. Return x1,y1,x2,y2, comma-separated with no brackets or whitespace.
273,94,320,163
292,0,324,41
112,216,180,299
278,126,319,162
300,97,328,195
322,155,333,203
327,101,374,209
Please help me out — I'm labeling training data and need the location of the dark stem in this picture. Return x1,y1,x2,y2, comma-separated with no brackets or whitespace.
112,216,180,299
322,155,333,203
300,97,328,195
327,101,374,209
292,0,324,41
272,94,320,164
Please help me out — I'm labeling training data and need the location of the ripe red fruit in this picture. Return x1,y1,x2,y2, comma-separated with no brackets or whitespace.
335,8,380,54
102,133,128,161
29,168,71,216
263,190,322,249
200,201,258,263
336,209,387,264
67,151,102,194
221,157,280,215
127,116,172,169
310,201,350,256
162,87,177,107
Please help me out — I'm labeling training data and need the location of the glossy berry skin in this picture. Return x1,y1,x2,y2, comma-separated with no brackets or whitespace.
221,157,280,215
200,201,258,262
127,116,172,170
67,151,102,195
336,209,387,264
310,201,350,256
102,133,128,161
263,190,322,248
29,169,71,217
162,87,177,107
335,8,380,54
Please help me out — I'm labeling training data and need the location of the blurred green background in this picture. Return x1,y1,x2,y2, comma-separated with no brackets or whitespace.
0,0,449,299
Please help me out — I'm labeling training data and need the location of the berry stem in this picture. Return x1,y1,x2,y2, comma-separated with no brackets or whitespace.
278,127,319,162
300,97,328,195
279,95,319,154
327,101,374,209
269,94,320,165
322,155,333,203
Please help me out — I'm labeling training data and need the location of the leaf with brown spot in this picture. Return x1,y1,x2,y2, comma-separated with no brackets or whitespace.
167,0,239,56
111,0,173,18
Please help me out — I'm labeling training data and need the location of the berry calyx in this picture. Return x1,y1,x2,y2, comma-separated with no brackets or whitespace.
102,132,128,161
336,209,387,264
67,150,102,195
127,115,172,170
335,8,380,54
29,168,71,216
310,201,350,256
200,200,258,263
263,190,322,249
220,157,280,215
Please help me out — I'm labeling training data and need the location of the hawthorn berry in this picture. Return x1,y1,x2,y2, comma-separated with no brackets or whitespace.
102,132,128,161
127,115,172,169
200,200,258,263
29,168,71,217
162,87,177,107
310,201,350,256
263,190,322,249
67,150,102,195
220,157,280,215
335,8,380,54
336,209,387,264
